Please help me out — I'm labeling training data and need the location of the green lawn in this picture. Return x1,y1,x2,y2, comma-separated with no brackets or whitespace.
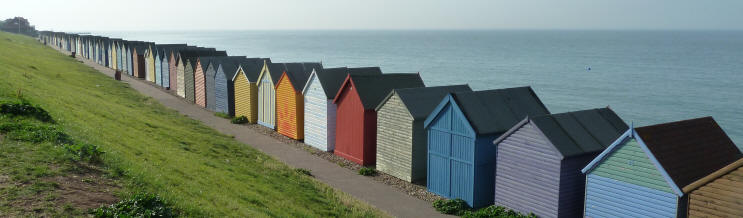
0,32,385,217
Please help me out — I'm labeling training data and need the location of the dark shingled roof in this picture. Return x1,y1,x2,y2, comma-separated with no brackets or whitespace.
316,67,382,99
265,63,288,84
283,63,323,92
341,74,425,109
237,58,270,82
452,87,550,135
388,85,473,119
527,108,628,158
211,56,248,79
635,117,742,190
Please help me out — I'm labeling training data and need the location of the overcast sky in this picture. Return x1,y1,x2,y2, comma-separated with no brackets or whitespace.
5,0,743,31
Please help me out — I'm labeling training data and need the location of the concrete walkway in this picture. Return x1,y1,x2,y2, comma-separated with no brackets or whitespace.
55,48,446,218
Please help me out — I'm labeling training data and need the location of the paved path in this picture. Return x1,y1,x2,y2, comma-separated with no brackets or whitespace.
54,47,446,218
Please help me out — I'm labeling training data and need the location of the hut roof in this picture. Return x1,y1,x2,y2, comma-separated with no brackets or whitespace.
496,108,628,158
315,67,382,99
382,85,472,119
337,74,425,110
635,117,742,190
283,63,323,92
236,58,270,82
451,87,550,135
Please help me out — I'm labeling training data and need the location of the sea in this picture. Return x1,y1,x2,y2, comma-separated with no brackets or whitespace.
96,30,743,148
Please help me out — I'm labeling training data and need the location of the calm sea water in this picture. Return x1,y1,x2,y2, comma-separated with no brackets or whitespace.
96,30,743,148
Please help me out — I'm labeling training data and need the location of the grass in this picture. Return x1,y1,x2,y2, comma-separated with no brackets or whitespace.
0,32,386,217
0,106,97,216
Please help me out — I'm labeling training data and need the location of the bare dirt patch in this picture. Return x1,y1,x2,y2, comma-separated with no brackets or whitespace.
48,166,120,210
4,164,119,216
243,123,443,202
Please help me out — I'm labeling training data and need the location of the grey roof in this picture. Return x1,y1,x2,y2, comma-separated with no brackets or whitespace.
452,87,550,135
284,63,323,92
528,108,628,158
266,63,288,84
341,74,425,109
316,67,382,99
390,85,473,119
237,58,270,82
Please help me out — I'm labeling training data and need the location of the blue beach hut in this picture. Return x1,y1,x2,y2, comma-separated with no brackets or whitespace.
423,87,550,208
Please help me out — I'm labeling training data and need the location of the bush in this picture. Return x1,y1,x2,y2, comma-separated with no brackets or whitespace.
462,205,536,218
64,143,104,163
295,168,313,177
433,199,469,215
358,167,376,176
214,112,231,119
91,193,174,218
230,116,248,124
0,101,53,123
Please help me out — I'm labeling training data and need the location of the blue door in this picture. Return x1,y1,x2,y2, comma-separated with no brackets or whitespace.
427,103,476,205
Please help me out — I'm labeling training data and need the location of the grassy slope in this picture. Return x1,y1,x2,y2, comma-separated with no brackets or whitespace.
0,32,385,217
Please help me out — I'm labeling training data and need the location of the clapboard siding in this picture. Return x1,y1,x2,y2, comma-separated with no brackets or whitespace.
234,69,258,122
303,76,333,151
162,57,169,88
257,74,275,128
334,84,367,164
185,61,195,103
427,101,497,208
176,58,185,97
495,122,562,217
155,55,162,86
592,139,673,193
215,67,234,116
376,93,416,182
688,166,743,217
585,174,678,218
148,47,156,83
205,64,217,111
169,54,177,90
195,60,206,107
276,74,304,139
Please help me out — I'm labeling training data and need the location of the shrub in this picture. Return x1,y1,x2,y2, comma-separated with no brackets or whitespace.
358,167,376,176
462,205,536,218
63,143,104,163
295,168,313,177
0,101,53,123
214,112,232,119
433,199,469,215
91,193,174,218
230,116,248,124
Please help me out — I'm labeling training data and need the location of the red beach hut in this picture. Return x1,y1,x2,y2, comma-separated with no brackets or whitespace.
332,74,425,166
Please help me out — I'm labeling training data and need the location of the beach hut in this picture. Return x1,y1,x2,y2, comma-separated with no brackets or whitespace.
132,43,147,79
375,85,472,183
581,117,742,218
193,53,228,108
206,56,247,111
232,59,271,121
333,74,425,166
275,63,323,140
684,158,743,217
491,108,628,218
146,43,157,83
424,87,550,208
157,48,166,87
302,67,382,152
178,49,226,101
154,48,161,86
257,63,290,128
215,58,263,116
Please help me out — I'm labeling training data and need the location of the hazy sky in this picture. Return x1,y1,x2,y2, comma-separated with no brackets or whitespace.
5,0,743,31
